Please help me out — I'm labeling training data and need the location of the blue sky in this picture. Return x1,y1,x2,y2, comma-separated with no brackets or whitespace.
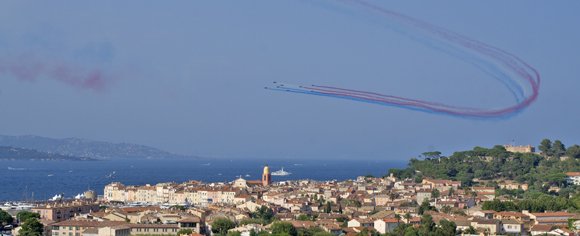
0,1,579,159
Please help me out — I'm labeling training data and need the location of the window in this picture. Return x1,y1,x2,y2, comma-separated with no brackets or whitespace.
76,227,79,230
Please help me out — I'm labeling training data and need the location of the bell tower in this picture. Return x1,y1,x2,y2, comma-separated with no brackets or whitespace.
262,165,272,186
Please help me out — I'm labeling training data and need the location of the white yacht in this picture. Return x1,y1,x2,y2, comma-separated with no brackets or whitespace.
271,167,291,176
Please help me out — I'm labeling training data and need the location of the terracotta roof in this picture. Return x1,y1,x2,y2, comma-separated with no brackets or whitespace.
177,216,201,223
81,228,99,234
53,221,126,227
530,225,555,231
529,212,574,217
566,172,580,176
126,224,179,228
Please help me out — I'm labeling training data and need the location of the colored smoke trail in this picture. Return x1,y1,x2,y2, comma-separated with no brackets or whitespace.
267,0,539,118
0,53,108,92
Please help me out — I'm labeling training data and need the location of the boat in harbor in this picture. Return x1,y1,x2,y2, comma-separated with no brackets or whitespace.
106,171,116,178
271,167,291,176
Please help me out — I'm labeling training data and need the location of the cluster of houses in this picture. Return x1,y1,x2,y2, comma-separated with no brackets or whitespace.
5,167,580,236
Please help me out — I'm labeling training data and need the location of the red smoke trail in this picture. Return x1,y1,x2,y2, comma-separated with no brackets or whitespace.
0,53,107,92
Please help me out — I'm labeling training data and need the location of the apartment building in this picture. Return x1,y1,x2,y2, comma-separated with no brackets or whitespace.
32,202,100,222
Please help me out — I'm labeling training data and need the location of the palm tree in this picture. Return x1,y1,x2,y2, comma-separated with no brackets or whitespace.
404,213,411,224
471,191,478,203
448,187,455,197
394,213,401,226
389,193,396,202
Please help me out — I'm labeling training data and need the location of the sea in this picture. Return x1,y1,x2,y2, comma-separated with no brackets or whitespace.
0,158,408,202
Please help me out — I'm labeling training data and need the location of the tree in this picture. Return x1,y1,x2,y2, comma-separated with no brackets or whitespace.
448,187,455,197
271,221,298,236
394,214,400,226
253,206,274,221
566,145,580,159
441,205,452,214
326,202,331,213
177,229,193,236
171,205,187,211
539,139,553,155
400,202,408,207
464,226,477,234
313,232,335,236
431,189,440,199
17,211,40,224
404,213,411,223
363,174,374,178
0,210,13,225
418,200,436,215
389,193,396,202
415,177,423,184
470,191,478,203
211,218,236,235
18,218,44,236
297,214,309,221
227,231,242,236
554,140,566,152
338,205,342,214
99,205,109,210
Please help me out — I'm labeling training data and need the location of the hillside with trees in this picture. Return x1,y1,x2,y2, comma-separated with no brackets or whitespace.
386,139,580,200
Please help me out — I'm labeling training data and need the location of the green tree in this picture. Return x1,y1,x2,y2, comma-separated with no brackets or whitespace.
0,209,14,225
18,218,44,236
363,175,374,178
404,213,411,222
297,214,309,221
171,205,187,211
448,187,455,196
338,205,343,214
271,221,298,236
415,177,423,184
17,211,40,224
250,229,256,236
99,205,109,210
177,229,193,236
431,189,440,199
313,232,335,236
389,193,396,202
464,226,477,234
566,145,580,159
326,202,331,213
441,205,452,214
211,218,236,235
539,139,553,155
227,231,242,236
554,140,566,152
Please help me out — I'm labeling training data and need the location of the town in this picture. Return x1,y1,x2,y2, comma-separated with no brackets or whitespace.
3,141,580,236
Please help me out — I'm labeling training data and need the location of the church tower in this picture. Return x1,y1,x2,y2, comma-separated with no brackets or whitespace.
262,165,272,186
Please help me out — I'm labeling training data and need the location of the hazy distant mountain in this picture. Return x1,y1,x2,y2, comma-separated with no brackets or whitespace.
0,145,95,161
0,135,199,159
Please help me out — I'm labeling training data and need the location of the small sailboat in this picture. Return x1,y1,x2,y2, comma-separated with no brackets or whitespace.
48,174,53,177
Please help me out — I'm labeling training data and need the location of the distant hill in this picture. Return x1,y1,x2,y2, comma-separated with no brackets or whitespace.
0,135,200,159
0,145,95,161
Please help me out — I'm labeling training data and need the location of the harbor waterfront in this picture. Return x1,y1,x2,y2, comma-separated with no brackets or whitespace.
0,158,406,202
